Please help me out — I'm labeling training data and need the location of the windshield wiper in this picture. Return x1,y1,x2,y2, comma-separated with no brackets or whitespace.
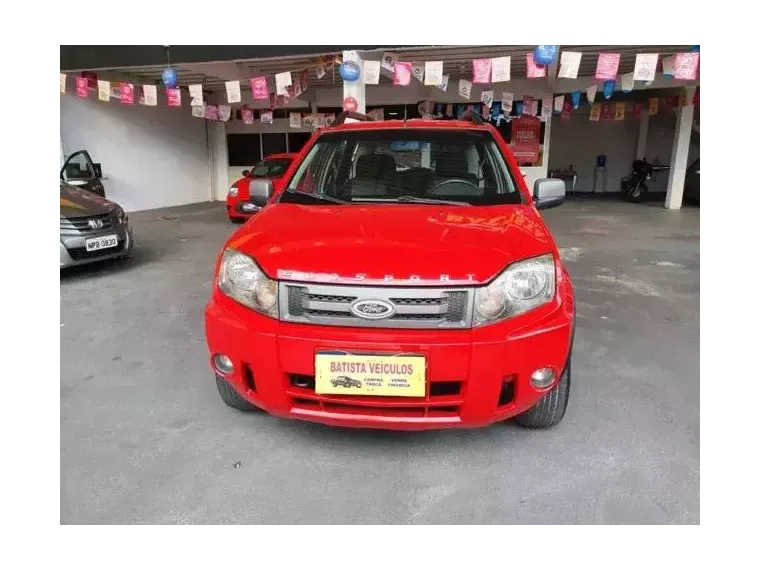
284,189,350,204
395,195,472,206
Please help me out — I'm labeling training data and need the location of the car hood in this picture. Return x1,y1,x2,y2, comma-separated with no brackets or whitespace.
227,203,556,285
60,184,118,218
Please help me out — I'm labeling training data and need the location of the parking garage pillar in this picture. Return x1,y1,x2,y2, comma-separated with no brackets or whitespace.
665,87,696,210
636,112,649,159
342,50,366,114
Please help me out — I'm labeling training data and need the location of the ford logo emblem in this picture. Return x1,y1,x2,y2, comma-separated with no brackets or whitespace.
350,299,395,320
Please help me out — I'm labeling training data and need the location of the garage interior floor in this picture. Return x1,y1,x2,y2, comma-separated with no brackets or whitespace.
60,199,700,524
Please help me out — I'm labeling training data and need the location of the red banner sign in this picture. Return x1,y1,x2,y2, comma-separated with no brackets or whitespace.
510,116,541,164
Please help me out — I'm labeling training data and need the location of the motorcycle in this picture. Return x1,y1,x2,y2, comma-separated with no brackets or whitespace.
621,159,653,203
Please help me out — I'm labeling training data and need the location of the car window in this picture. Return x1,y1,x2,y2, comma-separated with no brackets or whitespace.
251,158,292,178
281,129,521,205
63,152,94,180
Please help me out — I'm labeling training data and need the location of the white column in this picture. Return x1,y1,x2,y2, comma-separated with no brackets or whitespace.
636,112,650,159
342,50,366,114
207,120,229,202
665,87,695,210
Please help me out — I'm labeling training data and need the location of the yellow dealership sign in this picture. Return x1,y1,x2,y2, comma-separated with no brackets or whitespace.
315,353,426,397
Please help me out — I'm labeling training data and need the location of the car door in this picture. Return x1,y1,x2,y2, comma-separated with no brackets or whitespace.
60,150,106,197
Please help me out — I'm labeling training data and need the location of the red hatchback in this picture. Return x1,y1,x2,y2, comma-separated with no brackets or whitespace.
206,113,574,431
226,153,296,222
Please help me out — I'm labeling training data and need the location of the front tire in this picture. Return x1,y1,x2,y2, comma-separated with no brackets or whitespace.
215,375,261,412
627,183,646,203
515,361,571,429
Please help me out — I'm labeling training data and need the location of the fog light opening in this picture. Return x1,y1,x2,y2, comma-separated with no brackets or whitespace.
213,354,235,376
530,367,556,389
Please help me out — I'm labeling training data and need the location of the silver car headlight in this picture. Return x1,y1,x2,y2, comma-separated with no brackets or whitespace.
218,249,278,317
473,254,556,326
228,186,239,197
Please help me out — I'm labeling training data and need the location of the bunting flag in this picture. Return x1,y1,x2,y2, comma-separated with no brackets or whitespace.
601,102,615,120
589,103,601,121
289,113,302,128
649,97,659,115
615,102,626,120
60,49,694,128
632,102,643,119
562,99,572,118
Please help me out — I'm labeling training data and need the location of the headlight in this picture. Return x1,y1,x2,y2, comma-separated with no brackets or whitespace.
114,207,127,224
228,186,239,197
218,249,278,317
473,254,556,326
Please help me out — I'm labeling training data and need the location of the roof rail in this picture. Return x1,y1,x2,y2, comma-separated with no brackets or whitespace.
332,111,374,125
459,109,485,125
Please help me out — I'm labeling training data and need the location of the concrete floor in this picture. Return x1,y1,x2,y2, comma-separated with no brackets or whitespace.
60,199,700,524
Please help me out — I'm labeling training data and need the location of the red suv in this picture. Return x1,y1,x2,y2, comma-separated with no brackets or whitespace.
227,153,295,222
206,113,574,431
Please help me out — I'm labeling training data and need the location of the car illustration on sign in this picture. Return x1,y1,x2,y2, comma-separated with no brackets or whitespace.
331,376,363,388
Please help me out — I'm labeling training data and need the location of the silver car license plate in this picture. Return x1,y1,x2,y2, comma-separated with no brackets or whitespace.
85,234,118,252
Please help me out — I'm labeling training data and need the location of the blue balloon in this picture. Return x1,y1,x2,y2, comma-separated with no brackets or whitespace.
534,45,559,66
603,80,615,99
571,91,581,109
339,61,361,82
162,67,178,88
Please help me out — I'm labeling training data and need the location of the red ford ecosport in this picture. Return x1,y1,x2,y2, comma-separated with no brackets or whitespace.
205,113,575,431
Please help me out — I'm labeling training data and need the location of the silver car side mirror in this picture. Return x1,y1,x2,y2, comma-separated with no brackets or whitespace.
533,178,566,210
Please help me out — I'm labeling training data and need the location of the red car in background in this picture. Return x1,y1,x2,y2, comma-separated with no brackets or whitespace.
227,153,296,222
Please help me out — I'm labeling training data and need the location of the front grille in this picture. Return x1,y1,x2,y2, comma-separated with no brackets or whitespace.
286,375,464,418
60,212,117,235
280,283,474,329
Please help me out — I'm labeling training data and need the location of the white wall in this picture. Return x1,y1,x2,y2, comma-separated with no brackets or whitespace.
60,94,212,212
549,104,700,194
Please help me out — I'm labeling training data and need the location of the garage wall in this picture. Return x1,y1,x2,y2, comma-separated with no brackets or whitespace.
549,104,700,194
60,94,212,212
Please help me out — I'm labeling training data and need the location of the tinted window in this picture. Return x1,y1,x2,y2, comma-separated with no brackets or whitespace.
281,129,520,206
250,158,292,177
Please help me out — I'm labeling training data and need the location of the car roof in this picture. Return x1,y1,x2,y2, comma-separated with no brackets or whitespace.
264,153,297,160
320,118,494,133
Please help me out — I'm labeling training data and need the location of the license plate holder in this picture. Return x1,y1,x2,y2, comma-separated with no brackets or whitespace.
314,352,426,397
85,234,118,252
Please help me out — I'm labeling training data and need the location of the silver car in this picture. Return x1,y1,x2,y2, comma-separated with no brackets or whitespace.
60,183,133,268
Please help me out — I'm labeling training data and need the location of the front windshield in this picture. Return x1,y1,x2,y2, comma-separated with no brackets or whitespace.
250,158,291,178
280,129,521,206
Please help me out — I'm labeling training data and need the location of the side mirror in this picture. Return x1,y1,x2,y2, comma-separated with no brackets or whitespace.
93,163,103,178
242,169,250,177
533,178,566,210
249,178,274,207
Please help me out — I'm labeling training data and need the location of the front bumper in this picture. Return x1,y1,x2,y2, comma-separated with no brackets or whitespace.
205,281,574,430
60,223,133,268
226,200,261,219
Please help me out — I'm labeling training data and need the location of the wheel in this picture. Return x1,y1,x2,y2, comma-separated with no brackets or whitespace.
229,216,245,224
215,374,261,412
627,183,646,203
515,360,571,429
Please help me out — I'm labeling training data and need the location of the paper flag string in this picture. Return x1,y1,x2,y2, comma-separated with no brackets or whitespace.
523,95,535,116
438,74,450,92
541,95,553,121
595,53,620,80
472,59,492,83
603,80,615,99
76,77,88,97
526,53,546,78
586,84,598,104
590,103,601,121
411,63,424,83
649,97,659,115
260,110,273,125
601,103,614,121
632,102,642,119
674,53,699,80
489,56,510,83
502,92,514,113
621,72,634,93
60,73,66,94
554,95,565,113
189,84,203,106
515,102,523,115
98,80,111,102
562,99,572,119
424,61,443,86
634,53,658,82
275,71,292,95
204,104,218,121
571,91,581,109
120,83,134,105
662,55,676,77
142,85,157,106
251,77,269,100
534,45,559,65
364,60,381,85
226,80,241,103
458,79,472,99
615,102,625,120
241,107,254,124
316,64,326,79
481,89,494,107
166,88,181,107
558,51,582,79
290,113,302,128
191,104,205,118
381,52,398,72
393,62,412,86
